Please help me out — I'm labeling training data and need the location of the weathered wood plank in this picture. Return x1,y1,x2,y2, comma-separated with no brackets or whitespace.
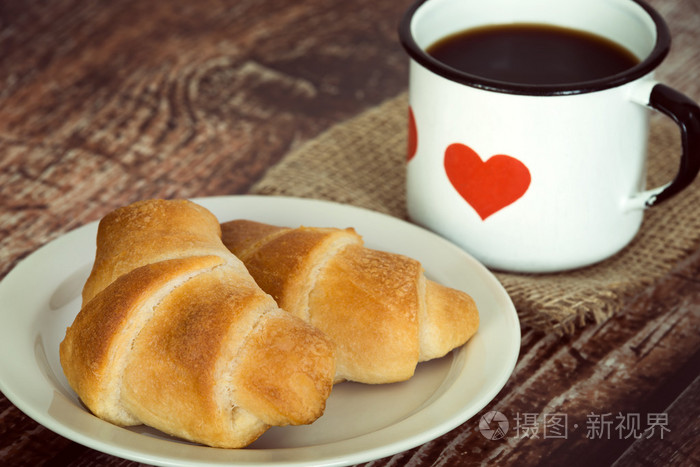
0,0,411,280
613,373,700,466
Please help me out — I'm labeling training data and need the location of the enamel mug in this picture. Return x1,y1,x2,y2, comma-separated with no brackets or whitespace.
399,0,700,273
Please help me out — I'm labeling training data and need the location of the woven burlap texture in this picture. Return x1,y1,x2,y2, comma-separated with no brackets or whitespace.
251,93,700,335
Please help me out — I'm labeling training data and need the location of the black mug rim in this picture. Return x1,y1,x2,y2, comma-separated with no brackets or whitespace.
398,0,671,96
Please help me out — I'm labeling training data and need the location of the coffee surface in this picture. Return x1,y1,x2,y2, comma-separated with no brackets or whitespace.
426,23,640,85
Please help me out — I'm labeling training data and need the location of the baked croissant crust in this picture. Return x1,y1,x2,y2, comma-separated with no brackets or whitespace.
221,220,479,384
59,199,335,448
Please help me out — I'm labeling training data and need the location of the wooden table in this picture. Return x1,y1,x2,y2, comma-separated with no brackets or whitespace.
1,1,698,465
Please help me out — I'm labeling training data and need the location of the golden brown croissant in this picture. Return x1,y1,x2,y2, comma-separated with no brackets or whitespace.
221,219,479,384
59,199,335,448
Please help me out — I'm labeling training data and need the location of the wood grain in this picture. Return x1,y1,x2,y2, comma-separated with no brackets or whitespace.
1,0,699,466
0,0,410,278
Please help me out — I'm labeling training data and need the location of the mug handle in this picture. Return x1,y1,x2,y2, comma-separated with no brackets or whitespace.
627,82,700,209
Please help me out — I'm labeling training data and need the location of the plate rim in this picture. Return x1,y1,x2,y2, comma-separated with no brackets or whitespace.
0,195,520,466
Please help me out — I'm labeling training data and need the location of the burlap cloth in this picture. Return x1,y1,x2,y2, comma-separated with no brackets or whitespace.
250,92,700,335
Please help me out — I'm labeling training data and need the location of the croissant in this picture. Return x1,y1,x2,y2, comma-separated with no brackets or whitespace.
59,199,335,448
220,219,479,384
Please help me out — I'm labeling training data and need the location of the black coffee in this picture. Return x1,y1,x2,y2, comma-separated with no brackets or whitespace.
426,23,640,85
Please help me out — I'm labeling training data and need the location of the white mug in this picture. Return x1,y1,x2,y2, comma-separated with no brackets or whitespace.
399,0,700,273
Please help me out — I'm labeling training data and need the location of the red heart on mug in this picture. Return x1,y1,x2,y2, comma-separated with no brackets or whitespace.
407,106,418,162
444,143,531,220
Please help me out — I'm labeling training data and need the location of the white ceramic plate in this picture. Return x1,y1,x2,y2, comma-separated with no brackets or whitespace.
0,195,520,466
